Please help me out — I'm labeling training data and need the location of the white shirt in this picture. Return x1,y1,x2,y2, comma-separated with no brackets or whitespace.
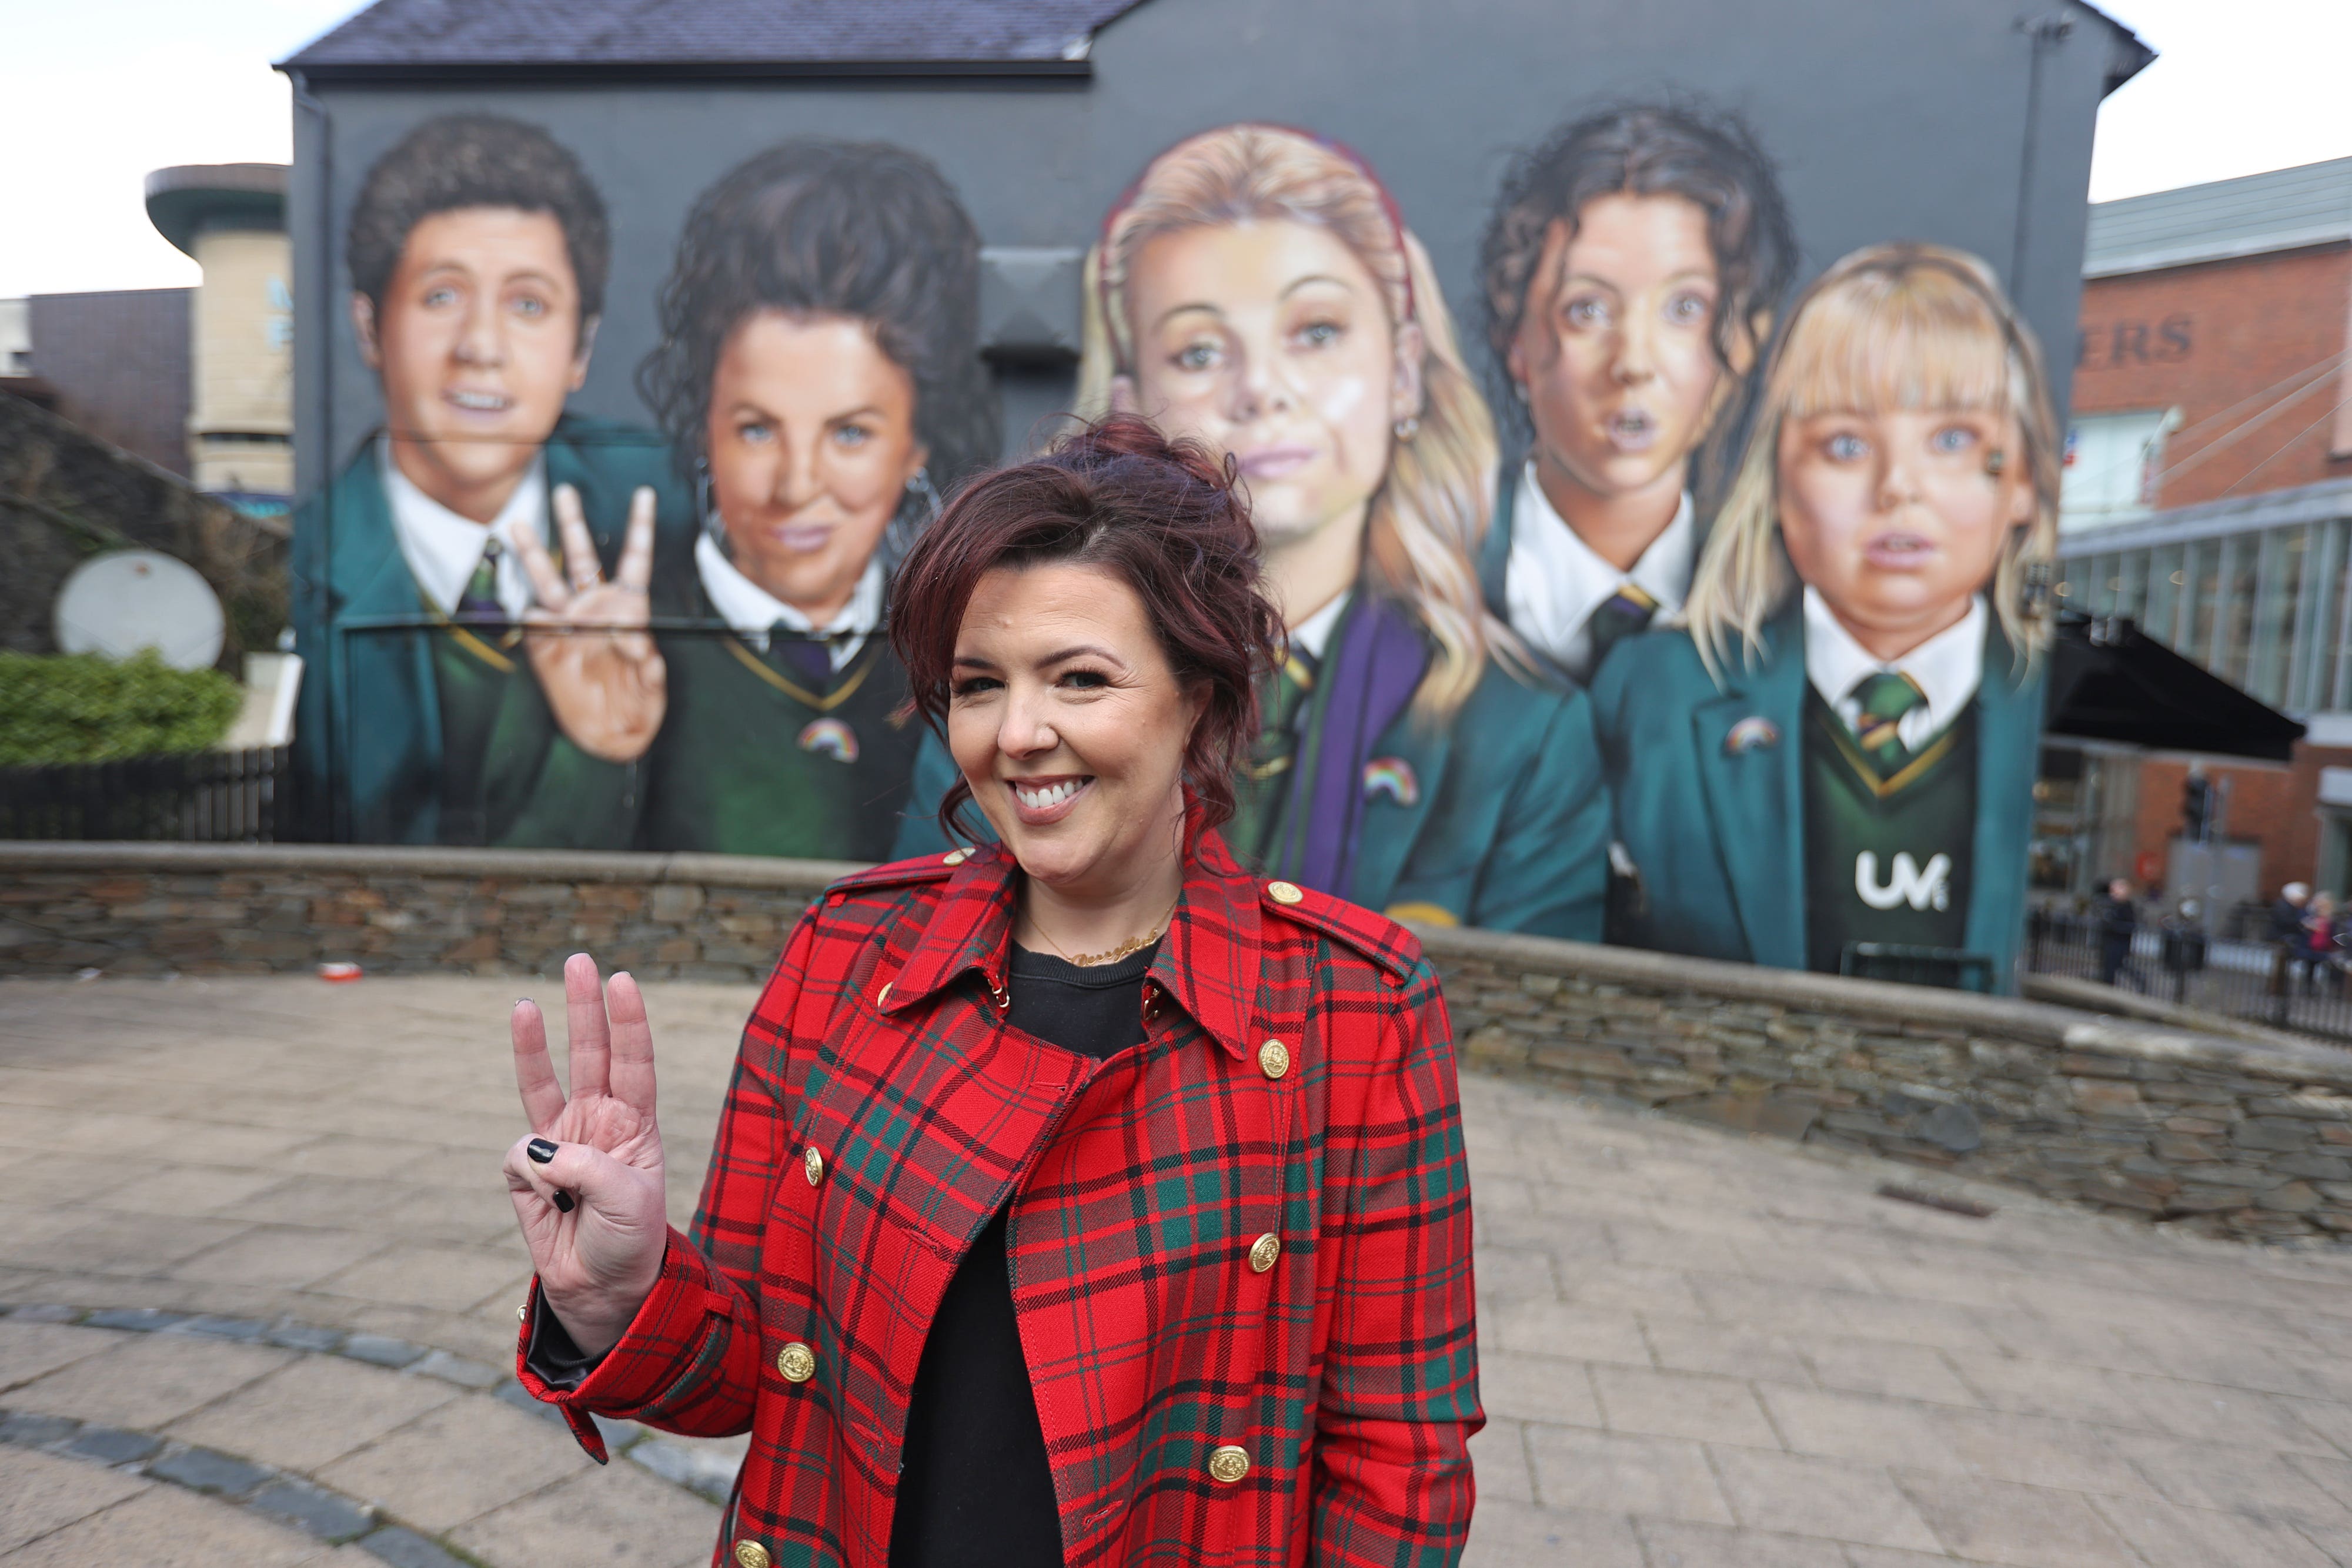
1502,463,1696,684
381,439,545,621
696,531,881,671
1804,586,1987,753
1287,591,1349,663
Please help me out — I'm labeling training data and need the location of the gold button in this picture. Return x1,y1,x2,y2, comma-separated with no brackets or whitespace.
1248,1233,1281,1273
776,1341,816,1383
1257,1039,1291,1080
943,847,970,865
1207,1445,1250,1483
804,1145,825,1187
517,1303,529,1323
1267,880,1304,905
877,982,892,1006
733,1542,773,1568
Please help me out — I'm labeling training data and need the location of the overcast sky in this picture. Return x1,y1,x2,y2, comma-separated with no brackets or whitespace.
1,0,2346,299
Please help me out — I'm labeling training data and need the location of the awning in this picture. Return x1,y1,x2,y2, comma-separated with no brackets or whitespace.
2044,613,2307,762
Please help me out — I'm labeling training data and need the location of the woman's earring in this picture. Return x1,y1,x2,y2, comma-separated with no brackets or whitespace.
1394,416,1421,442
906,466,944,520
1983,449,2007,478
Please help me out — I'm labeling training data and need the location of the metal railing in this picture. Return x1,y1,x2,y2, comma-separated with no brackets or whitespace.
0,746,302,844
2026,906,2352,1042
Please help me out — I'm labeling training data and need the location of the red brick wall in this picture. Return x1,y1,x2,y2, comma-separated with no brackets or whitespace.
2073,244,2352,507
2127,744,2352,897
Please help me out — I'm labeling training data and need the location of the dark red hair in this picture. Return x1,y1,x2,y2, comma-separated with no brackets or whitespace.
890,414,1283,845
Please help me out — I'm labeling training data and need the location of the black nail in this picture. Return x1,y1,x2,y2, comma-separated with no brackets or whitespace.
527,1138,557,1165
552,1191,576,1213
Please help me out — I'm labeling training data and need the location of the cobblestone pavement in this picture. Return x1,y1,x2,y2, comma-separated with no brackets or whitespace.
8,977,2352,1566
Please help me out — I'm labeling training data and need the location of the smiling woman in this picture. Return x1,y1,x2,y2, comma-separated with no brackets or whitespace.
503,416,1483,1568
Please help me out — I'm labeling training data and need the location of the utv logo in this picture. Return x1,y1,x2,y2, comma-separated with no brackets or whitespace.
1855,851,1952,911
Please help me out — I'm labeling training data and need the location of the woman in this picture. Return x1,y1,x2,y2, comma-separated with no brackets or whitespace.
1475,101,1795,687
633,140,998,859
503,418,1481,1568
896,124,1607,939
1591,244,2059,986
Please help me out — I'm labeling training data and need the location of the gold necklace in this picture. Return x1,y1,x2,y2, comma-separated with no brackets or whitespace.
1030,894,1179,968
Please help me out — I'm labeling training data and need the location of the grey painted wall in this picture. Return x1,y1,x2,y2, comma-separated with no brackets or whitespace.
286,0,2137,493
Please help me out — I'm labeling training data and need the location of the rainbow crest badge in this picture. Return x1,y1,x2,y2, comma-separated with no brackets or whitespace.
797,718,860,763
1362,757,1420,807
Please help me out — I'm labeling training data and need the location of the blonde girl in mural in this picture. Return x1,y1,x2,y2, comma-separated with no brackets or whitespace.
1591,242,2060,984
1068,122,1609,936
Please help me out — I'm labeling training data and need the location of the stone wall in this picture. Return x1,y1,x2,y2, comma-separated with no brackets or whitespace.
1420,926,2352,1245
0,843,850,984
9,843,2352,1245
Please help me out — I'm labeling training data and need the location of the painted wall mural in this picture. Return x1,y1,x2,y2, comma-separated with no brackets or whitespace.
290,101,2056,989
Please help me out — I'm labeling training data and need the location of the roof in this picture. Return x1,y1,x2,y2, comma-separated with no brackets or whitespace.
144,165,288,258
279,0,1145,78
2085,155,2352,279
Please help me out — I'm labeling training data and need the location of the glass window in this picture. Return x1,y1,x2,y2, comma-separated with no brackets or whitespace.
2250,526,2303,707
2061,410,2169,530
2187,539,2223,663
2217,536,2259,686
2113,547,2147,625
2145,543,2184,646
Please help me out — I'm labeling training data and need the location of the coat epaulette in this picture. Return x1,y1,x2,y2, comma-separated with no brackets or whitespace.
821,848,974,902
1256,877,1424,983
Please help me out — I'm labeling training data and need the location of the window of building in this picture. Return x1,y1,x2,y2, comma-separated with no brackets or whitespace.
2062,409,2173,529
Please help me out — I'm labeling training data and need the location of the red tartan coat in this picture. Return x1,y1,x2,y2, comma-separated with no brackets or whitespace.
516,829,1481,1568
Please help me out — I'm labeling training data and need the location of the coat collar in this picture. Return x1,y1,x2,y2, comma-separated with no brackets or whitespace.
878,817,1262,1061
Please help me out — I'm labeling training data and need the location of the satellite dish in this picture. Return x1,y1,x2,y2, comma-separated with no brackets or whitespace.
54,550,225,671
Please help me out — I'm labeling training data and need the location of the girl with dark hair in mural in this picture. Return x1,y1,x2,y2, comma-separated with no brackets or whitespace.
900,123,1608,938
1591,243,2059,986
1476,101,1796,687
632,140,998,860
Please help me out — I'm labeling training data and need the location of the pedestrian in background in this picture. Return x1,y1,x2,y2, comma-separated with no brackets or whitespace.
2097,876,2143,991
497,417,1482,1568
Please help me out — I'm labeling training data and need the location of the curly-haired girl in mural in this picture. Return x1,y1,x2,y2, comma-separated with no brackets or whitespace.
1591,244,2059,985
901,123,1608,937
635,140,997,860
1476,101,1795,688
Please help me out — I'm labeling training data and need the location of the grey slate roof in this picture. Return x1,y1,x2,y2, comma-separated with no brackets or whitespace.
2085,155,2352,279
281,0,1145,72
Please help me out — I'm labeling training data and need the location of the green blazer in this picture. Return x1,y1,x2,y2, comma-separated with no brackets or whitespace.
1587,607,2046,987
889,640,1611,941
289,416,691,845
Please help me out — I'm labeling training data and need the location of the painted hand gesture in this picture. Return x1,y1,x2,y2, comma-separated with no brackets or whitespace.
512,484,667,764
504,954,668,1360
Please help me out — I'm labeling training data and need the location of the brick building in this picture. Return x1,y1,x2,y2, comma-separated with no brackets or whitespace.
2043,156,2352,912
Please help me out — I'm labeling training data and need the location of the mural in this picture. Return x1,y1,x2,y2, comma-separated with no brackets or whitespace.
288,103,2057,989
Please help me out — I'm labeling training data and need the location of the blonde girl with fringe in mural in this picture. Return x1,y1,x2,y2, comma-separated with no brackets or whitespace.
898,122,1609,937
1590,243,2059,986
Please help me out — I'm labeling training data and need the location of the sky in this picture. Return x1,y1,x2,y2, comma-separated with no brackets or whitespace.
1,0,2348,299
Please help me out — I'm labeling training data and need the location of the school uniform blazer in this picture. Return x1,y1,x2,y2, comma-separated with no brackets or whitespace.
887,651,1609,941
288,416,691,844
515,828,1482,1568
1586,606,2044,986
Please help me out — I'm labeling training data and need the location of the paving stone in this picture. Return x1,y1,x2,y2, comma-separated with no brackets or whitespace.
1589,1364,1779,1447
449,1457,723,1568
0,1320,129,1390
339,1334,429,1369
1462,1498,1643,1568
168,1352,459,1472
147,1445,275,1496
1635,1516,1848,1567
1896,1470,2139,1566
318,1394,591,1533
171,1227,390,1291
1474,1350,1600,1427
167,1315,275,1344
5,1331,293,1429
63,1423,163,1463
406,1349,503,1389
249,1477,377,1541
1706,1446,1940,1552
318,1246,523,1315
0,1409,82,1446
355,1523,472,1568
2,1480,324,1567
2088,1490,2337,1568
1522,1423,1733,1524
0,1442,150,1554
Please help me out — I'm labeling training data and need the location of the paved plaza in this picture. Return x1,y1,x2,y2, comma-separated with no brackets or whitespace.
6,976,2352,1565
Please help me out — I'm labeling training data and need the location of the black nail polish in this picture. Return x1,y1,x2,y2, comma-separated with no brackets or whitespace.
527,1138,557,1164
552,1191,576,1213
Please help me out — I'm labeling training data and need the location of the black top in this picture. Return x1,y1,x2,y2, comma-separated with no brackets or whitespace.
525,937,1160,1568
890,939,1157,1568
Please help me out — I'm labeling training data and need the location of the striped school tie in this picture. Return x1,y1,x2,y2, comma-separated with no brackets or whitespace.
1849,670,1929,771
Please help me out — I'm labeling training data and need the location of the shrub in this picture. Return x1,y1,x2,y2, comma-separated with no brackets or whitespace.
0,650,243,766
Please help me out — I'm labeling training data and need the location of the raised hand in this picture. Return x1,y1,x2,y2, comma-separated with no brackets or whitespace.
504,953,668,1359
513,484,667,764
